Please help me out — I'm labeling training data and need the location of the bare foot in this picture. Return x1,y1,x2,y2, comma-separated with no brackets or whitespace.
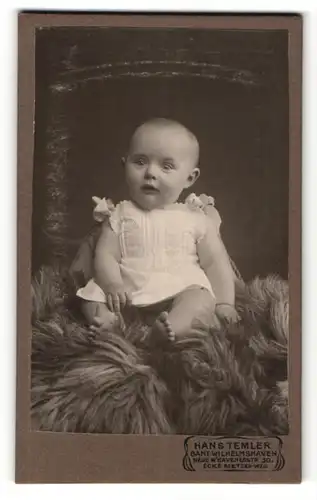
151,311,176,346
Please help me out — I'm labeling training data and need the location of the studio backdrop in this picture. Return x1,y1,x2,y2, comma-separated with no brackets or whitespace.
32,27,289,282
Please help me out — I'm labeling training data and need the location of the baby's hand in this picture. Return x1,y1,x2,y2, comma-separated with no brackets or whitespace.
215,303,241,325
103,283,131,313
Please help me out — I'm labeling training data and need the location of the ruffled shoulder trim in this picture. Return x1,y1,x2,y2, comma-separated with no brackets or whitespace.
92,196,115,222
185,193,221,233
92,198,139,233
185,193,215,211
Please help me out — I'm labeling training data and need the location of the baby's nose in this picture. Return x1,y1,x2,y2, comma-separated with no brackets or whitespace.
144,163,159,179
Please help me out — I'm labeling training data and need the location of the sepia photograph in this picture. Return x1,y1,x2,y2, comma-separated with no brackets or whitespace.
30,23,289,436
16,13,302,483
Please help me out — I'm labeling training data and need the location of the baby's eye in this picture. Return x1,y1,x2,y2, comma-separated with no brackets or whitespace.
133,157,148,167
162,161,175,171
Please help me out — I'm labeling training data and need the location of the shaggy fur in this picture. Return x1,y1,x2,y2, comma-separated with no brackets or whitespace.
31,266,289,435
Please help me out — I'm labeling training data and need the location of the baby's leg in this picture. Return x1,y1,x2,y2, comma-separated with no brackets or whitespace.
81,299,117,331
151,287,216,345
168,287,216,337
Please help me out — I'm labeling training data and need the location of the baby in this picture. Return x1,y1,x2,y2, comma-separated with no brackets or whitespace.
77,118,239,344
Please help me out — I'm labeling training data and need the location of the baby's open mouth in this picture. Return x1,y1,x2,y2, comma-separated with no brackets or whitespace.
141,184,159,193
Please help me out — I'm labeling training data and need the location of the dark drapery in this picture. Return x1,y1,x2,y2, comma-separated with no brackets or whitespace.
32,27,289,281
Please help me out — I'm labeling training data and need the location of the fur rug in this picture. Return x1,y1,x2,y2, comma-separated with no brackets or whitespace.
31,266,289,435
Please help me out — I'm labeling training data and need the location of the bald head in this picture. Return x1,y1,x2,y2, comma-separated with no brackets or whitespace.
123,118,201,209
128,118,200,168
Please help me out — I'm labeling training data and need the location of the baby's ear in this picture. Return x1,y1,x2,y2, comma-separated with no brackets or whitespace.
186,167,200,187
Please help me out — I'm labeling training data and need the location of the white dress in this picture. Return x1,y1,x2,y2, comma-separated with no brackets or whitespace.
77,199,215,307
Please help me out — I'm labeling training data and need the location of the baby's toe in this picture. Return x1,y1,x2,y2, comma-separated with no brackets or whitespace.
168,330,176,342
158,311,169,323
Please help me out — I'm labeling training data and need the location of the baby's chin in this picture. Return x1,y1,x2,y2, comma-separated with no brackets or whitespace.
133,194,176,211
136,199,164,211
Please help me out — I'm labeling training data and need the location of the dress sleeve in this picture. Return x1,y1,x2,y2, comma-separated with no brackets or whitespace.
204,205,222,233
91,196,123,235
92,197,115,222
195,211,208,243
195,206,222,243
108,202,122,235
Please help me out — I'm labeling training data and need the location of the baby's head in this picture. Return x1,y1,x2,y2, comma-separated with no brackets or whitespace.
123,118,200,210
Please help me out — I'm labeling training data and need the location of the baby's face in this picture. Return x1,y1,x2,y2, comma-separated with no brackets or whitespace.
124,124,200,210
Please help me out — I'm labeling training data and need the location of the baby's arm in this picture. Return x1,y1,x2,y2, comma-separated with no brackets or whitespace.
94,220,130,313
197,218,239,323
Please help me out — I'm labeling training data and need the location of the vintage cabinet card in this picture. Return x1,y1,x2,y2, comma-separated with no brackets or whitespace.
16,12,302,483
